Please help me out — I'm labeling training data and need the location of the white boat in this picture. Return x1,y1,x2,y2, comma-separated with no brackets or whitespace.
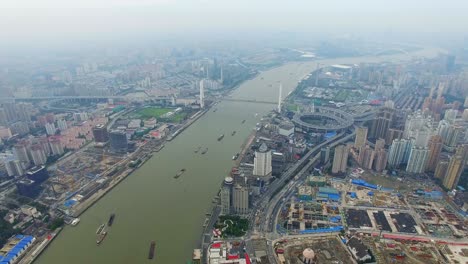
71,218,80,226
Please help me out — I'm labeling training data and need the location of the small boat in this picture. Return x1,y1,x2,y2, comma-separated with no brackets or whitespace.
201,148,208,154
148,241,156,259
96,224,105,234
107,214,115,227
96,231,107,245
231,131,236,136
217,134,225,141
71,218,80,226
194,147,201,153
241,120,246,124
174,169,186,179
232,153,240,160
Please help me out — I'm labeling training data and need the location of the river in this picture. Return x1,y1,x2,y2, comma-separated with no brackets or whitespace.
35,47,441,264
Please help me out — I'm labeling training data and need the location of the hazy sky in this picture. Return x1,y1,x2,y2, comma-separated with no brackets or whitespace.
1,0,467,48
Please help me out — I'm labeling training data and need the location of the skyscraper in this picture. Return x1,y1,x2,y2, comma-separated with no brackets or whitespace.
13,143,30,166
373,149,388,172
354,127,368,148
387,138,412,168
320,146,330,164
426,135,443,172
406,146,429,173
220,177,233,215
93,124,109,143
109,130,128,153
444,109,458,123
232,185,249,215
253,143,272,176
370,107,394,140
332,144,349,174
434,160,449,179
442,146,466,190
385,128,403,144
57,119,68,131
45,122,57,136
358,146,375,170
30,145,47,166
444,125,463,151
375,138,385,150
49,137,64,156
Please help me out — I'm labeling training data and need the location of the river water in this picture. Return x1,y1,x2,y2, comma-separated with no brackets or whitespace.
36,47,440,264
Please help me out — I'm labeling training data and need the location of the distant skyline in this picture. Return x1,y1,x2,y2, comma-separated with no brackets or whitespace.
1,0,467,50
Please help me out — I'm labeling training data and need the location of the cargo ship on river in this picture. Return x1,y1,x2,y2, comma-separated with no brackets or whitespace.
107,214,115,227
148,241,156,259
174,169,186,179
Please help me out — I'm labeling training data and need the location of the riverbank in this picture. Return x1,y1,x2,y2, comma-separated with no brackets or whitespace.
17,228,62,264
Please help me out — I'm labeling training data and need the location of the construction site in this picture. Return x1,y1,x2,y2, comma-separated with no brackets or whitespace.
278,199,342,234
408,196,467,239
364,235,468,263
275,235,354,264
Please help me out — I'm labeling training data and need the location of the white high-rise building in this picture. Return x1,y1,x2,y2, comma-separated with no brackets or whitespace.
233,185,249,215
45,122,56,136
0,153,24,177
437,120,451,142
404,110,433,139
413,129,432,147
444,109,458,123
406,146,429,173
13,143,30,166
387,138,413,168
30,145,47,166
253,143,272,176
199,79,205,109
57,119,68,131
49,137,64,156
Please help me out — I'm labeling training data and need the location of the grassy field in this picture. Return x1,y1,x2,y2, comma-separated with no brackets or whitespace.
135,107,172,119
167,113,187,123
334,90,351,101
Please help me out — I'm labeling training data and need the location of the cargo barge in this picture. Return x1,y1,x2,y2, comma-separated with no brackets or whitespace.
148,241,156,259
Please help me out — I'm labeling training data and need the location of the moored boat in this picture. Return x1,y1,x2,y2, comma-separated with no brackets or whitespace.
96,231,107,245
96,224,105,234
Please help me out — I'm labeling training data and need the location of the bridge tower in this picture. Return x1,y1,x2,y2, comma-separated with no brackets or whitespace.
199,79,205,108
277,82,282,113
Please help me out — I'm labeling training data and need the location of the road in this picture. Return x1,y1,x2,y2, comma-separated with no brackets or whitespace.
244,129,357,263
